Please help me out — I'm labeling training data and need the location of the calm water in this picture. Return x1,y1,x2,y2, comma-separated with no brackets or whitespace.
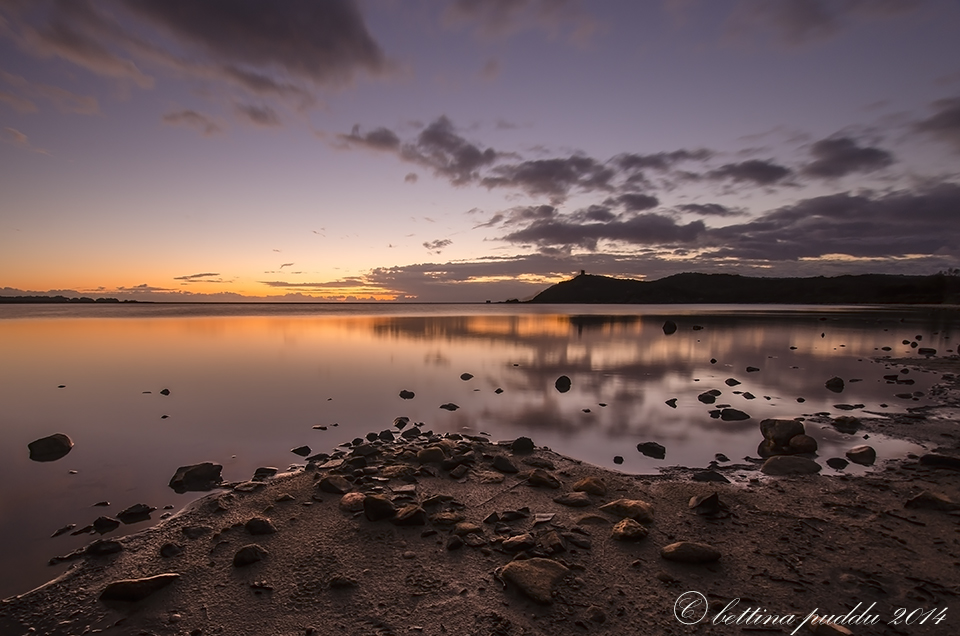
0,303,956,598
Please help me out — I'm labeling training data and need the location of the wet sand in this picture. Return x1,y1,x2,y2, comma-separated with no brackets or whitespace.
1,358,958,636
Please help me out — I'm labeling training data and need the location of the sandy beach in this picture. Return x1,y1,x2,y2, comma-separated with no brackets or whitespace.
1,357,958,636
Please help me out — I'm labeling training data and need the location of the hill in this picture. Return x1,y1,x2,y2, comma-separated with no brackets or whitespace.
528,272,960,304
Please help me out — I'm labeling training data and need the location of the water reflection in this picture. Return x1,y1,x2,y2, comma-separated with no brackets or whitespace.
0,303,955,599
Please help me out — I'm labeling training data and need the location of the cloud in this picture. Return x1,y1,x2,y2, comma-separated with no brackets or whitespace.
279,263,295,269
339,124,401,151
706,159,792,186
0,69,98,114
501,210,706,251
479,58,500,81
402,116,499,185
1,126,47,153
608,193,659,212
726,0,921,47
404,172,418,184
161,109,223,136
802,136,894,178
173,272,221,281
235,103,281,127
677,203,744,217
914,97,960,152
442,0,600,44
423,239,453,254
481,155,615,202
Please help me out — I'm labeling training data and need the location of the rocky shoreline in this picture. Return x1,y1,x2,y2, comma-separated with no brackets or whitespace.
2,359,959,636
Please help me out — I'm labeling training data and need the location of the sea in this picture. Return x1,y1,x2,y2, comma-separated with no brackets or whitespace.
0,302,955,599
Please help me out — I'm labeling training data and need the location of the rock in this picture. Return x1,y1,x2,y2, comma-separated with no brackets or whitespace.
697,390,720,404
586,606,607,623
394,416,410,429
439,403,459,411
477,471,505,484
117,503,156,523
825,377,845,393
328,575,358,589
169,462,223,493
720,408,750,421
501,558,569,604
253,466,278,480
692,470,730,483
525,468,561,488
665,398,678,408
99,573,179,602
788,434,818,454
363,495,397,521
832,416,861,434
460,372,474,380
492,455,518,473
904,491,960,511
319,475,353,494
446,535,463,550
392,505,427,526
449,464,469,479
611,518,648,541
826,457,849,470
662,320,677,335
181,525,212,540
575,514,609,526
918,347,936,356
555,375,572,393
613,455,624,464
660,541,721,563
501,533,536,552
28,433,75,462
244,517,277,535
637,442,666,459
233,544,268,567
689,493,723,515
918,453,960,470
540,530,565,553
93,516,120,534
453,521,483,536
746,366,760,372
51,524,76,538
417,447,446,464
159,542,182,558
463,533,486,547
724,378,741,386
429,511,465,526
86,539,122,556
761,456,822,475
760,419,805,447
159,388,170,396
599,499,654,522
553,492,591,507
399,390,415,400
378,430,394,442
846,445,876,466
511,436,535,454
572,476,607,496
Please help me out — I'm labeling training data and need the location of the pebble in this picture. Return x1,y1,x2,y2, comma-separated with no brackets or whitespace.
845,445,876,466
555,375,572,393
28,433,74,462
637,442,666,459
511,436,535,454
610,518,648,541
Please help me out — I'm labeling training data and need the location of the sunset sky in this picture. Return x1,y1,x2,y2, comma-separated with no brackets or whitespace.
2,0,959,301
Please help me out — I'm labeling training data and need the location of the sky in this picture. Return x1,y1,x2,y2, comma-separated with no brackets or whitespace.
1,0,960,302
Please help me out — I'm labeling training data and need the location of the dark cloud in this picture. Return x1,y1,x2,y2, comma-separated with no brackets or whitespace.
614,149,713,172
608,193,659,212
501,211,705,251
706,159,792,186
677,203,744,217
914,97,960,151
162,109,222,136
235,103,281,127
0,69,99,114
124,0,388,86
704,182,960,260
401,116,499,186
802,136,894,178
423,239,453,254
404,172,418,184
442,0,599,43
573,205,618,222
481,155,615,202
173,272,221,281
339,124,401,151
279,263,295,269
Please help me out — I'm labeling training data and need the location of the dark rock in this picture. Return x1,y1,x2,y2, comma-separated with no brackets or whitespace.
417,446,446,464
253,467,278,480
319,475,352,494
697,389,722,404
919,453,960,470
746,366,760,372
460,373,474,381
51,524,76,538
692,470,730,483
394,416,410,429
159,388,170,396
845,445,876,466
665,398,678,408
244,517,277,535
159,542,182,558
511,436,535,454
446,535,464,550
100,573,179,602
662,320,678,335
182,525,213,540
93,516,120,534
761,456,821,475
363,495,397,521
904,491,960,511
378,430,395,442
724,378,741,387
401,427,421,439
661,542,721,563
291,445,311,457
86,539,122,556
826,457,849,470
399,390,415,400
689,493,722,515
233,544,268,567
918,347,936,356
28,433,74,462
553,491,591,507
825,377,845,393
715,453,729,462
392,505,427,526
637,442,666,459
117,503,155,523
328,575,358,589
720,408,750,421
742,392,756,400
169,462,223,493
449,464,469,479
494,388,504,394
439,403,459,411
492,455,518,473
787,434,818,454
613,455,624,464
832,416,861,434
760,418,805,447
555,375,572,393
501,558,569,604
